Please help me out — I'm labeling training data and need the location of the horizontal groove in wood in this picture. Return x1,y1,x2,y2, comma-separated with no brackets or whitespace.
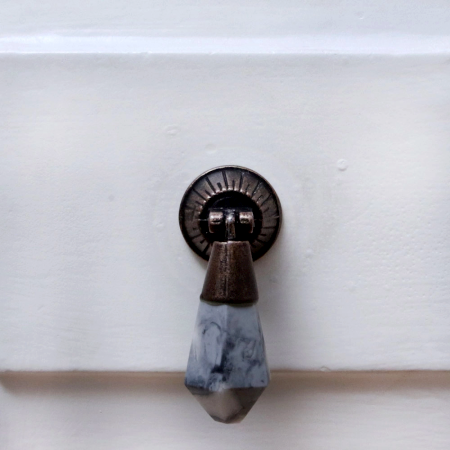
2,371,450,393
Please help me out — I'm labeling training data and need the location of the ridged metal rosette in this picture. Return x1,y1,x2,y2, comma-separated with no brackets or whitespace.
179,166,282,261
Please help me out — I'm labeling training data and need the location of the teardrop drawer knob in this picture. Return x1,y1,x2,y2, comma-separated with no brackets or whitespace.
179,166,282,423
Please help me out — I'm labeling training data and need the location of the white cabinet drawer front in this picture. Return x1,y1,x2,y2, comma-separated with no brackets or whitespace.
1,53,450,371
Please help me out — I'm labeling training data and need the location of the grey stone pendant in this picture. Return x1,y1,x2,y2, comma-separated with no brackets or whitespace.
185,295,270,423
179,166,282,424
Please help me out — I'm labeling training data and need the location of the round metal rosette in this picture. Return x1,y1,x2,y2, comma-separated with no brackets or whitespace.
179,166,282,261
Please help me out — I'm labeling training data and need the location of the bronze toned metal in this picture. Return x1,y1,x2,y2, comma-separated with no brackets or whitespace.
238,211,254,234
208,211,224,234
200,241,258,305
179,166,282,261
208,209,254,242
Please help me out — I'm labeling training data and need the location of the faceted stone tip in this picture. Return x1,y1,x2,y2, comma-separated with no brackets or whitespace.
186,385,265,424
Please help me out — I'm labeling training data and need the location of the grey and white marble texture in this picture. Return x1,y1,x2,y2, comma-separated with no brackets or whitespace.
185,301,269,423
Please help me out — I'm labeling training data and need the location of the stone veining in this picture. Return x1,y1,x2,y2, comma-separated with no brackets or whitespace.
185,301,269,423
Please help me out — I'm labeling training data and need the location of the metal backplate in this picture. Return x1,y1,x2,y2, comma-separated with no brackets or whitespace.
179,166,282,261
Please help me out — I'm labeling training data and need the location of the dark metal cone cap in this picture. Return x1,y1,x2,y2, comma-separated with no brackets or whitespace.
201,241,258,305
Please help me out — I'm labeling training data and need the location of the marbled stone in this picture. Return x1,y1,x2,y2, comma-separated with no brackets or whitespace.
185,301,269,423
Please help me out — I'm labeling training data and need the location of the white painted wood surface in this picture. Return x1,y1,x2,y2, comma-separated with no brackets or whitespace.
2,0,450,40
2,1,450,372
2,372,450,449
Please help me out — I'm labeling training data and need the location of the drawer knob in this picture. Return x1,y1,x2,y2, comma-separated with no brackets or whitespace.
179,166,282,423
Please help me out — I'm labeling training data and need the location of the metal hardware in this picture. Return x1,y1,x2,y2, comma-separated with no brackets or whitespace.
200,240,258,305
179,165,282,261
179,165,282,424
